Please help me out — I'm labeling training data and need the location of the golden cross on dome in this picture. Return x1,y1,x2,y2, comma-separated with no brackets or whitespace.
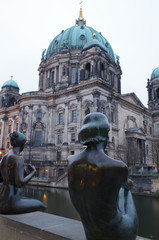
11,76,13,80
80,0,83,8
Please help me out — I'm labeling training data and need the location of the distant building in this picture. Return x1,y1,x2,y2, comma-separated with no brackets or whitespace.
0,8,158,178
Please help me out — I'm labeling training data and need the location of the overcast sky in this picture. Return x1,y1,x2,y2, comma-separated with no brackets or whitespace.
0,0,159,107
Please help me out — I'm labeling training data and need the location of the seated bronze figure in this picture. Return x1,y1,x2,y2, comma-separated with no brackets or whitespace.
0,131,46,214
68,112,138,240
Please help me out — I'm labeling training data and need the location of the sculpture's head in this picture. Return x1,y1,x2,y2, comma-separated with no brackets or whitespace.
78,112,110,146
10,131,26,152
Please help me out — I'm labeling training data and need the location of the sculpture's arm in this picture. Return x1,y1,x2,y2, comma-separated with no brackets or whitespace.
0,156,4,167
122,178,133,191
121,166,133,191
15,158,36,187
0,157,5,182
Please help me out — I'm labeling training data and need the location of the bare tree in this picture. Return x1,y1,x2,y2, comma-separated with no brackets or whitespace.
126,138,139,167
152,142,159,171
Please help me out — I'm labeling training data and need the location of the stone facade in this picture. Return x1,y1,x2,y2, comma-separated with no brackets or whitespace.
0,12,158,179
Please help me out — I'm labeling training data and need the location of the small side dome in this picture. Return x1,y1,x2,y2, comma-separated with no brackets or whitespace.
2,78,19,89
151,67,159,80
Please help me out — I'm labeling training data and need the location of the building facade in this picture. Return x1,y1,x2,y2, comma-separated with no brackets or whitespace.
0,9,159,179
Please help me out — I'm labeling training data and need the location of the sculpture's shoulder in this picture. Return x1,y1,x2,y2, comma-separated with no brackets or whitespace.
68,151,85,167
4,152,23,166
105,155,128,169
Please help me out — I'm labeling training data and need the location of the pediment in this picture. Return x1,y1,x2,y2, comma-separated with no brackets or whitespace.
126,126,145,134
121,93,145,108
125,126,146,139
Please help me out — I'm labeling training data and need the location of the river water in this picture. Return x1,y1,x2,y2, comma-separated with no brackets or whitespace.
22,186,159,240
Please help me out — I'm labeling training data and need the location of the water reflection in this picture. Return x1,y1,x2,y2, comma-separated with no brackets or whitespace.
43,193,48,206
22,186,159,239
22,186,80,221
133,195,159,240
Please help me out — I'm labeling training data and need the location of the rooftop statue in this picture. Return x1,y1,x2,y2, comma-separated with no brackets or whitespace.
68,112,138,240
0,131,46,214
41,49,46,60
115,54,120,64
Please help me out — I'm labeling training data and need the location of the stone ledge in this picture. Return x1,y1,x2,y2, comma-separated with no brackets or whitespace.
0,211,150,240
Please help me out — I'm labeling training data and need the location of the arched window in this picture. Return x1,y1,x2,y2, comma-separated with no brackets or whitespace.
148,89,152,101
8,125,11,134
10,97,16,106
57,135,62,144
33,122,44,146
109,72,114,86
85,63,91,79
34,131,42,146
85,107,90,116
57,151,61,161
101,63,104,79
71,67,76,84
111,109,115,123
59,113,64,124
71,133,76,142
101,107,105,115
72,110,77,122
156,88,159,98
36,111,42,120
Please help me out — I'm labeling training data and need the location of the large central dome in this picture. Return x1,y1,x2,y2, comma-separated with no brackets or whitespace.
46,12,115,62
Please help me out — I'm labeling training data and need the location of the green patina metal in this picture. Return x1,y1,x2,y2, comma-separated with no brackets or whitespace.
83,38,108,52
126,127,142,132
151,67,159,80
2,79,19,89
46,17,115,62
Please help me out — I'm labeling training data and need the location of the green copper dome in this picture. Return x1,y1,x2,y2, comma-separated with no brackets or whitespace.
151,67,159,80
2,79,19,89
46,18,115,62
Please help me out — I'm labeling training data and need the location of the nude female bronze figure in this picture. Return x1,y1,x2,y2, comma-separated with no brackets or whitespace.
68,112,138,240
0,131,46,214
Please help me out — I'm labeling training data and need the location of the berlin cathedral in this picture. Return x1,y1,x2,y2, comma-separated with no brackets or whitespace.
0,7,159,179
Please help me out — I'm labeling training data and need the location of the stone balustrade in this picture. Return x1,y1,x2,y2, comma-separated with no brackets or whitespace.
0,212,150,240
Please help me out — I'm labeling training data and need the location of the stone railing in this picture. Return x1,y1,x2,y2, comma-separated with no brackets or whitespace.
0,212,150,240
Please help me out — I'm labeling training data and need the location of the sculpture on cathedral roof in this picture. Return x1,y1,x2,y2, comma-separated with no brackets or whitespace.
41,49,46,60
0,131,46,214
68,112,138,240
115,54,120,64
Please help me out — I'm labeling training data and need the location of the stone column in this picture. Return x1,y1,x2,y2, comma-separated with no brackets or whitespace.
45,106,50,145
141,139,146,164
0,120,5,149
54,67,57,85
63,102,68,144
76,95,82,134
48,105,56,144
59,64,62,83
90,59,94,77
28,105,33,143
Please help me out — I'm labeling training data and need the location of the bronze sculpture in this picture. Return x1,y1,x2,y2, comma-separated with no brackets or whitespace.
0,131,46,214
68,112,138,240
